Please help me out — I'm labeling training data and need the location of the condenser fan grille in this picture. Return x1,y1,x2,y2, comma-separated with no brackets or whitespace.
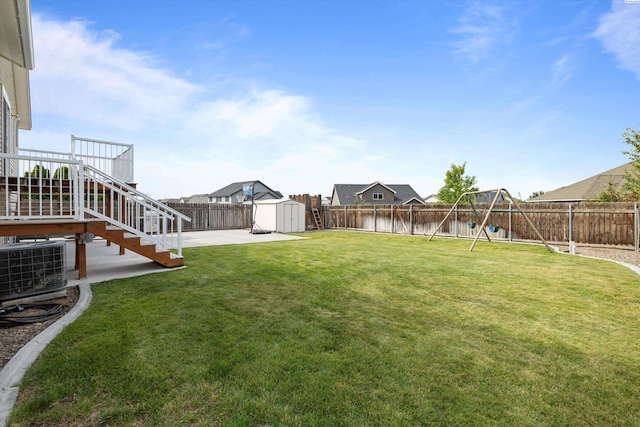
0,241,67,302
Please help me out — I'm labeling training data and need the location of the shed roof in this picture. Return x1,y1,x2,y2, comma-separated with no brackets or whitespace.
253,199,304,206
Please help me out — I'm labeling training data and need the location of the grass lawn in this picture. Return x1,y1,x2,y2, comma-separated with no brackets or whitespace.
10,231,640,426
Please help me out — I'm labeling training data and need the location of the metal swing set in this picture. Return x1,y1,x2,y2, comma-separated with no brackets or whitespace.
428,188,553,252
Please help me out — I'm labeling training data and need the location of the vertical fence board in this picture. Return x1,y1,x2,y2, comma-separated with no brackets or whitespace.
323,202,637,247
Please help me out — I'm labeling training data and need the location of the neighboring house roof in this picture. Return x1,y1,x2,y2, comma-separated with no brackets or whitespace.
529,163,633,202
332,183,425,205
180,194,209,203
208,180,283,199
159,198,180,204
423,194,439,203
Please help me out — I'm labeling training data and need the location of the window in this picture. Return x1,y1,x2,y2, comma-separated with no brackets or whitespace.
373,193,383,200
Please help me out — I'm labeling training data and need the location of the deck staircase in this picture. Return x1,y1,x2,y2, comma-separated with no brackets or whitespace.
0,136,191,276
87,221,184,268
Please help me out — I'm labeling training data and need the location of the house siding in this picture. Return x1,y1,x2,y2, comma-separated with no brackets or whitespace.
0,58,19,116
360,184,395,204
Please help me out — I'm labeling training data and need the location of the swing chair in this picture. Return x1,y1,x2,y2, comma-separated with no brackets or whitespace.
466,194,479,230
427,188,553,252
488,210,500,233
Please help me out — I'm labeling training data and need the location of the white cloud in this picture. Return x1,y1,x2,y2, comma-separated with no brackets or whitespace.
195,14,251,51
451,1,518,62
30,14,200,131
23,14,377,199
551,54,573,87
594,0,640,79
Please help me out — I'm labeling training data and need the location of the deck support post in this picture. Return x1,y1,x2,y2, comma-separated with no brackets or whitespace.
75,232,87,279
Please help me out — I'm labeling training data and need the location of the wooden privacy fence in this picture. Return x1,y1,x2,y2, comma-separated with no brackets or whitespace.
289,194,323,229
323,202,640,249
167,203,252,231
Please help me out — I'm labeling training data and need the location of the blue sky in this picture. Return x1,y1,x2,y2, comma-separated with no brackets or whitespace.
21,0,640,200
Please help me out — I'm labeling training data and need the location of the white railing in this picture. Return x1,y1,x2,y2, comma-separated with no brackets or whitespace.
71,135,134,183
0,152,190,256
0,153,80,219
18,148,72,160
79,163,191,256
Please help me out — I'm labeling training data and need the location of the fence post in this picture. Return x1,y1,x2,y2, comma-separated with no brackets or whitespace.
454,205,458,237
374,205,377,232
391,205,394,234
344,206,347,229
633,202,638,251
509,201,512,241
568,203,573,245
410,205,413,235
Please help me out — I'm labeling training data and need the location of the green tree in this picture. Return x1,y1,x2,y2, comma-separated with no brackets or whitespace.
596,182,622,202
353,193,366,205
529,190,545,200
437,162,479,203
53,166,69,179
621,126,640,201
24,164,50,178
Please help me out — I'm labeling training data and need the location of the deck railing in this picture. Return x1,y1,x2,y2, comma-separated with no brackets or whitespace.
80,163,190,256
71,135,134,183
0,152,190,256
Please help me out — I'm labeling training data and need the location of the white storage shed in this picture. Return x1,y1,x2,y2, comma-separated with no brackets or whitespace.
253,199,306,233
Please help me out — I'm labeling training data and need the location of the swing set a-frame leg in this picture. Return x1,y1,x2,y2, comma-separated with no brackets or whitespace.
429,188,553,253
427,193,492,242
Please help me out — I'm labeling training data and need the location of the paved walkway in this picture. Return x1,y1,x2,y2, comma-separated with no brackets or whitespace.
0,229,305,426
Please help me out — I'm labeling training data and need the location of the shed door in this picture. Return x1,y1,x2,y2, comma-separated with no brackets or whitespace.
284,203,292,233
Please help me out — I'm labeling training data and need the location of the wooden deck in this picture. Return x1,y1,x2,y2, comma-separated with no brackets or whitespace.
0,219,183,279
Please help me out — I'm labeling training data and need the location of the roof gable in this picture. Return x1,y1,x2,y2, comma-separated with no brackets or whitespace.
529,163,633,202
357,181,396,195
332,183,425,205
208,180,281,198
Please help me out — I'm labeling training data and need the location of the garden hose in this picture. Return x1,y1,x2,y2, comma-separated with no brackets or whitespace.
0,303,68,327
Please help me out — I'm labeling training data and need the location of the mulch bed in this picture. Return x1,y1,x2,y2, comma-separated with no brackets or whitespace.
0,286,79,370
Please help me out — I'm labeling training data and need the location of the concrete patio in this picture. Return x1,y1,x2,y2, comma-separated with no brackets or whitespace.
65,229,306,286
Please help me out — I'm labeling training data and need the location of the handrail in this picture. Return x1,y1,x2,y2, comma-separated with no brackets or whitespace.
18,148,72,159
0,152,191,257
82,164,191,223
81,163,191,256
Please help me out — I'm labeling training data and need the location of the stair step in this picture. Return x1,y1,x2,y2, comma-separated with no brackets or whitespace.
88,221,184,268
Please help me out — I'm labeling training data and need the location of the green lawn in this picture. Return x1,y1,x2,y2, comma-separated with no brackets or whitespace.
10,231,640,426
